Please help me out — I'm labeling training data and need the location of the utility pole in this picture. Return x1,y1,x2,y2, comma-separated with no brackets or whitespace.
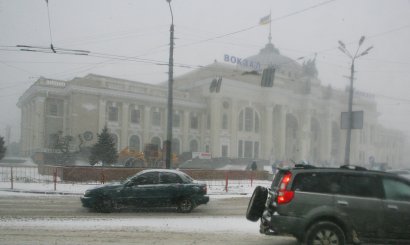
338,36,373,165
165,0,174,169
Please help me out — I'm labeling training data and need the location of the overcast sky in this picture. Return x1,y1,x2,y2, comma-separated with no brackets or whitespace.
1,0,410,143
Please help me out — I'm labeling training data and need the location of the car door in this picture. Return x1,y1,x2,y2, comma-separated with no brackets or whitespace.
381,176,410,240
159,172,184,205
122,171,160,207
335,173,384,239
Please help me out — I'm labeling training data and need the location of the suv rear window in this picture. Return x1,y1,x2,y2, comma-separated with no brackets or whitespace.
271,170,287,190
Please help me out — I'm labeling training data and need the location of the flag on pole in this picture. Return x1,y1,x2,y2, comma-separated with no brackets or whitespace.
259,14,271,25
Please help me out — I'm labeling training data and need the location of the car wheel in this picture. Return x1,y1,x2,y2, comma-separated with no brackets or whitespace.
305,221,345,245
177,198,194,213
94,198,113,213
246,186,268,222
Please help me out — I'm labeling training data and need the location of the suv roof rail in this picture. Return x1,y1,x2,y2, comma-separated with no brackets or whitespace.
294,164,316,169
340,165,367,171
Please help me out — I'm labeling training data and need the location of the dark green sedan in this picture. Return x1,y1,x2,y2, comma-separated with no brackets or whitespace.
81,169,209,213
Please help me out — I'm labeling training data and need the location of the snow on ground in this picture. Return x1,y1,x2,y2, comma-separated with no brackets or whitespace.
0,180,272,235
0,216,259,234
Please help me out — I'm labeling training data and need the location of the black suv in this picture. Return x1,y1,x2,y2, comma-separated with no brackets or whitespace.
246,165,410,245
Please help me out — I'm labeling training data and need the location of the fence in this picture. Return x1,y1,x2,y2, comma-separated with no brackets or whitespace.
0,165,272,194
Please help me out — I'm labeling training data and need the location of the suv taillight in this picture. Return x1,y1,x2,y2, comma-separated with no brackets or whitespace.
277,172,294,204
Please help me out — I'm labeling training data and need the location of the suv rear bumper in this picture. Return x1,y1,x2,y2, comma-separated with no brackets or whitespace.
260,209,303,238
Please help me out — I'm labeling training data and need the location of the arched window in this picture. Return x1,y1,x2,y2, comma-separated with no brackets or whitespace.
190,112,199,129
129,135,140,151
152,109,161,126
130,106,141,124
173,111,180,128
107,102,119,122
238,107,259,133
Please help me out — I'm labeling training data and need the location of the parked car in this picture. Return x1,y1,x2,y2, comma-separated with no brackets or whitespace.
246,164,410,244
81,169,209,213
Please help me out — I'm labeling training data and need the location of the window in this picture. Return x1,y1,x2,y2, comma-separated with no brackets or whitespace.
173,112,180,128
206,114,211,130
255,113,259,133
129,135,140,151
245,108,253,131
130,108,140,124
222,113,228,130
244,141,253,158
190,113,199,129
339,174,380,198
254,142,259,159
238,107,259,133
49,104,58,116
292,173,340,194
152,111,161,126
160,172,182,184
239,111,244,131
134,172,159,185
383,178,410,202
46,98,63,116
221,145,228,157
108,106,118,122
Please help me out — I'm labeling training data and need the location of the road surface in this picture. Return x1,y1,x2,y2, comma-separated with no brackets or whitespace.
0,193,298,245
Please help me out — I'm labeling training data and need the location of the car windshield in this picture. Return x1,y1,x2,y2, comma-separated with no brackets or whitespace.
1,1,409,244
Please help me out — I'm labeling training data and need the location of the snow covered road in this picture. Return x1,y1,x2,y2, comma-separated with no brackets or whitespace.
0,193,298,245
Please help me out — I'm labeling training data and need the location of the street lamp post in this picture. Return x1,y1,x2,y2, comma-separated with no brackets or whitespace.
165,0,174,169
338,36,373,165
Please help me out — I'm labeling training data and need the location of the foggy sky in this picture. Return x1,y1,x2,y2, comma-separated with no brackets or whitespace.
1,0,409,143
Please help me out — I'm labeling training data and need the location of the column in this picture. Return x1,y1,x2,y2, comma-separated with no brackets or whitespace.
209,97,221,156
120,103,129,150
299,110,311,161
182,110,190,151
98,98,106,132
143,106,151,146
34,97,45,151
277,105,287,160
263,106,273,160
230,100,238,158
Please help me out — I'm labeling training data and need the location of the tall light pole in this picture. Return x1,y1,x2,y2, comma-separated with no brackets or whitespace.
338,36,373,165
165,0,174,169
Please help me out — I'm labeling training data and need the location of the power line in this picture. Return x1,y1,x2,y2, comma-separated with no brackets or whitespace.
177,0,337,49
